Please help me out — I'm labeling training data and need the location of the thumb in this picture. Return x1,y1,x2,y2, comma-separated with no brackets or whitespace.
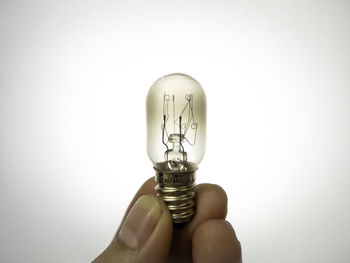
93,195,173,263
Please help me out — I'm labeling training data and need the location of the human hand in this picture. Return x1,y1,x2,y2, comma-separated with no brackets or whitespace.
92,177,242,263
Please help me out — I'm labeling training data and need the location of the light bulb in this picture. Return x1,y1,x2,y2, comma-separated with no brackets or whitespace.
146,73,206,224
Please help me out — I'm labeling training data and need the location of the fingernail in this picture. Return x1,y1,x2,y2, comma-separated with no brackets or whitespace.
118,195,161,249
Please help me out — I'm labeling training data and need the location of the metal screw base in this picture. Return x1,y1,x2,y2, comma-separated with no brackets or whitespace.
154,166,196,224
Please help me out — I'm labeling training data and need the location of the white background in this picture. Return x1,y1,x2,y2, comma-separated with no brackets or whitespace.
1,1,349,262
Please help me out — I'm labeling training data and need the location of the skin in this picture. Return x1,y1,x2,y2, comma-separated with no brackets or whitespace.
93,177,242,263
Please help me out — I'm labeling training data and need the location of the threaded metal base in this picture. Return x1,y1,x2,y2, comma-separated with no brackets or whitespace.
154,163,197,224
155,183,196,223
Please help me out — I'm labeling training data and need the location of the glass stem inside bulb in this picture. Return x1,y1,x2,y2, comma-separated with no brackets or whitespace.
165,139,187,170
163,114,188,170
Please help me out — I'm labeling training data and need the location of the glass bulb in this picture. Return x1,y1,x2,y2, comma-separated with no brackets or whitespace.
146,73,206,224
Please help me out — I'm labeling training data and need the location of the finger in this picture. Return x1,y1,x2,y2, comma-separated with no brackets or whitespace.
93,195,172,263
120,178,228,247
122,177,157,217
177,183,228,237
121,179,227,236
168,184,228,259
117,177,156,233
188,183,228,234
192,219,242,263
